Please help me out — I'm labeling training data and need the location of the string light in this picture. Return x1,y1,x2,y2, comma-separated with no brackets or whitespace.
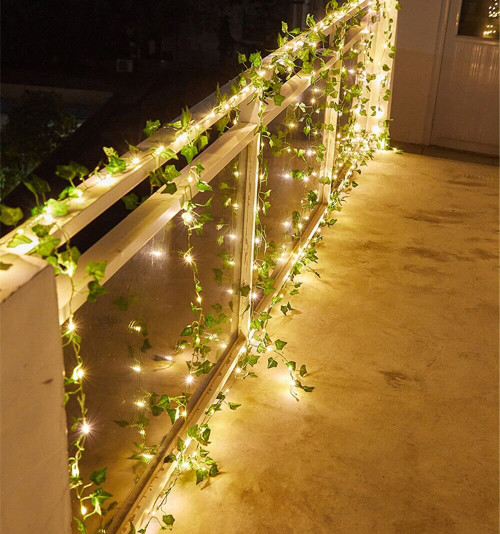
8,2,396,529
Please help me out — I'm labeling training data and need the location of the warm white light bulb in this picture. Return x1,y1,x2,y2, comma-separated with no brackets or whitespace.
186,375,194,385
132,365,141,373
185,254,193,263
81,422,91,435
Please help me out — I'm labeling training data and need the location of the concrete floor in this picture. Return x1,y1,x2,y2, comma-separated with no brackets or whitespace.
158,152,499,534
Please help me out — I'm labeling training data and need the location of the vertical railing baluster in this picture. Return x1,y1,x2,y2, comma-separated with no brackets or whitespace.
320,27,345,203
237,134,260,337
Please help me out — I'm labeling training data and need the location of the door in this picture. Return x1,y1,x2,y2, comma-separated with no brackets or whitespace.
431,0,499,155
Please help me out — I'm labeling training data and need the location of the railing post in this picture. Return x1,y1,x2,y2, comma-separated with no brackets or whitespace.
237,134,260,337
319,56,343,204
382,0,399,122
366,0,398,136
0,258,72,534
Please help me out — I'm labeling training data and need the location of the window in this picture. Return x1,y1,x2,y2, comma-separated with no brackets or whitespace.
458,0,499,39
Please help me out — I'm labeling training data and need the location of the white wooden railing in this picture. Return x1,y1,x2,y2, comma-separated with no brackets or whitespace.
0,1,398,532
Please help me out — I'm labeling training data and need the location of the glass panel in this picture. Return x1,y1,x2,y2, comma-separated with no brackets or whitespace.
458,0,499,39
254,77,327,294
64,154,244,528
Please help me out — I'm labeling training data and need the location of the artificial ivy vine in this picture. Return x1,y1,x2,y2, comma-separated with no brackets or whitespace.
0,1,399,532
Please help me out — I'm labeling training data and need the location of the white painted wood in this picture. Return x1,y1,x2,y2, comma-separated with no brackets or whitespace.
57,123,257,322
0,259,71,534
237,136,261,336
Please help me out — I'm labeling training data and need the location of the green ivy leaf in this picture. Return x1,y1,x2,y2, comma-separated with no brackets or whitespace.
87,280,107,302
7,233,32,248
163,165,181,181
103,147,119,159
274,339,287,351
195,360,215,375
74,517,87,533
106,155,127,174
23,174,51,201
90,487,113,515
90,467,107,485
299,364,307,377
181,144,198,163
198,134,209,150
46,198,68,217
162,182,177,195
122,193,139,210
273,94,285,107
239,285,251,297
196,181,212,192
267,357,278,368
196,469,208,485
86,260,107,281
180,326,193,337
29,235,61,257
0,262,12,271
228,402,241,410
161,514,175,530
114,420,129,427
144,119,161,137
0,204,23,226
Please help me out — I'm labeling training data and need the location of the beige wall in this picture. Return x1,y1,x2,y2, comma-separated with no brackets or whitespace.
390,0,447,145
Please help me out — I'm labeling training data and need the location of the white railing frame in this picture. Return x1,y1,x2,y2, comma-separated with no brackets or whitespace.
0,2,399,533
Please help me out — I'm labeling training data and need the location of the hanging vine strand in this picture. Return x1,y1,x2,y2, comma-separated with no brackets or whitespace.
0,1,400,532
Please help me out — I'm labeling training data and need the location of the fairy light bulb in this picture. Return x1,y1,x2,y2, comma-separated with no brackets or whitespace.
135,400,145,408
132,156,140,165
186,375,194,385
81,506,87,516
81,422,91,435
185,254,193,263
132,365,141,373
182,212,193,223
155,145,164,155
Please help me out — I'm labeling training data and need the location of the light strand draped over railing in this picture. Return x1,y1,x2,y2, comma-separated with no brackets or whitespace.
0,1,399,532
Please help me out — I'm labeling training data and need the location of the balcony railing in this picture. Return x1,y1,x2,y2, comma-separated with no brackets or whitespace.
0,1,399,532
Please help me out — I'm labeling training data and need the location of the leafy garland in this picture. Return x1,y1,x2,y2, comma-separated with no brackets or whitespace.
0,1,399,532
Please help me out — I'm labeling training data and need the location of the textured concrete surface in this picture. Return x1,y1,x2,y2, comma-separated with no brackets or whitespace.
156,152,499,534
